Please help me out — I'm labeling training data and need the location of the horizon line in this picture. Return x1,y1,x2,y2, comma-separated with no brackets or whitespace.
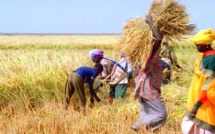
0,33,122,36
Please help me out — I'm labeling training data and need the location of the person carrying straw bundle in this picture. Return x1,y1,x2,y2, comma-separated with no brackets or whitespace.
181,29,215,134
131,12,167,132
117,0,195,132
118,0,195,66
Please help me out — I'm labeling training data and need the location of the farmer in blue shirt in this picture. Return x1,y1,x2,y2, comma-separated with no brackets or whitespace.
63,63,103,113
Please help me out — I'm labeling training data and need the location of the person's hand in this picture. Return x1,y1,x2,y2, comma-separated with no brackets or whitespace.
176,64,183,72
98,81,104,87
100,79,109,83
90,97,95,105
95,96,101,102
189,106,198,119
176,64,181,69
145,12,153,25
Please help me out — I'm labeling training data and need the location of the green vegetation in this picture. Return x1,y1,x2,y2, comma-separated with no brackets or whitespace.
0,35,204,133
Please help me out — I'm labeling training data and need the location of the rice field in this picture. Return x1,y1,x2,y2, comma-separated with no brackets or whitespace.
0,34,202,134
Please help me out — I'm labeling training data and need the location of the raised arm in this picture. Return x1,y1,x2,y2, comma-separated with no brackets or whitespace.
145,13,162,58
145,13,162,41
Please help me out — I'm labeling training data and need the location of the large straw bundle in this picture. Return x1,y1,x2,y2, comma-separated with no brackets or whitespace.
118,0,195,66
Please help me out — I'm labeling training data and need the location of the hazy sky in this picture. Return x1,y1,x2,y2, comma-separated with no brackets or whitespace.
0,0,215,34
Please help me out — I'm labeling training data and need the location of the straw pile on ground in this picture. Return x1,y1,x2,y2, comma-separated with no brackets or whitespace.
118,0,195,66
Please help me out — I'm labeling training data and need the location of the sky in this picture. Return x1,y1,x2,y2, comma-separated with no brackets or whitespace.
0,0,215,34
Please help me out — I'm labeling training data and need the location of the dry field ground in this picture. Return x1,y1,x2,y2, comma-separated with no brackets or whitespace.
0,34,208,134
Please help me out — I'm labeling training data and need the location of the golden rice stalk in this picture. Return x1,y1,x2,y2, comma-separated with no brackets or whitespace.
117,103,139,115
149,0,195,39
117,0,195,66
118,18,152,66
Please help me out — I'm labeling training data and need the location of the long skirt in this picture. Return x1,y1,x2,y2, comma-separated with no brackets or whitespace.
132,77,167,131
181,117,215,134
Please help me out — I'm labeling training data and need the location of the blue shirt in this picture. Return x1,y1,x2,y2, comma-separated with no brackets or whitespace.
73,66,98,82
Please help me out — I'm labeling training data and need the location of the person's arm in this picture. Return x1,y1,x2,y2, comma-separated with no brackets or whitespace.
145,13,162,60
145,13,162,40
99,59,109,80
88,79,101,104
190,90,207,118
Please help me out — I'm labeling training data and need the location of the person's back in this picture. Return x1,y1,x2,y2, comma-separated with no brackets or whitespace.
115,54,133,99
74,66,99,82
118,56,133,83
100,58,114,80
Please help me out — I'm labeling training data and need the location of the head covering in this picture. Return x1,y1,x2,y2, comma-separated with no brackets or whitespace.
190,28,215,45
89,49,104,60
94,63,103,73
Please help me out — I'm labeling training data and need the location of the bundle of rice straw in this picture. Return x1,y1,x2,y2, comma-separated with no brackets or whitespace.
117,0,195,66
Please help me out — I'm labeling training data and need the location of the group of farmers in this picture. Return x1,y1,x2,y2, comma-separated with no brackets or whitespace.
63,12,215,134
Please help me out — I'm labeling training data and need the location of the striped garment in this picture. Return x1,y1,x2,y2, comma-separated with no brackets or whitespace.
100,57,127,85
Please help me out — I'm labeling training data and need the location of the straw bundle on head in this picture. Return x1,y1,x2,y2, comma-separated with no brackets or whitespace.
117,0,195,66
149,0,195,38
119,17,152,66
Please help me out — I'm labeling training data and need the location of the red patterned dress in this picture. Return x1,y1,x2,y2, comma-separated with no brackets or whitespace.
132,40,167,131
